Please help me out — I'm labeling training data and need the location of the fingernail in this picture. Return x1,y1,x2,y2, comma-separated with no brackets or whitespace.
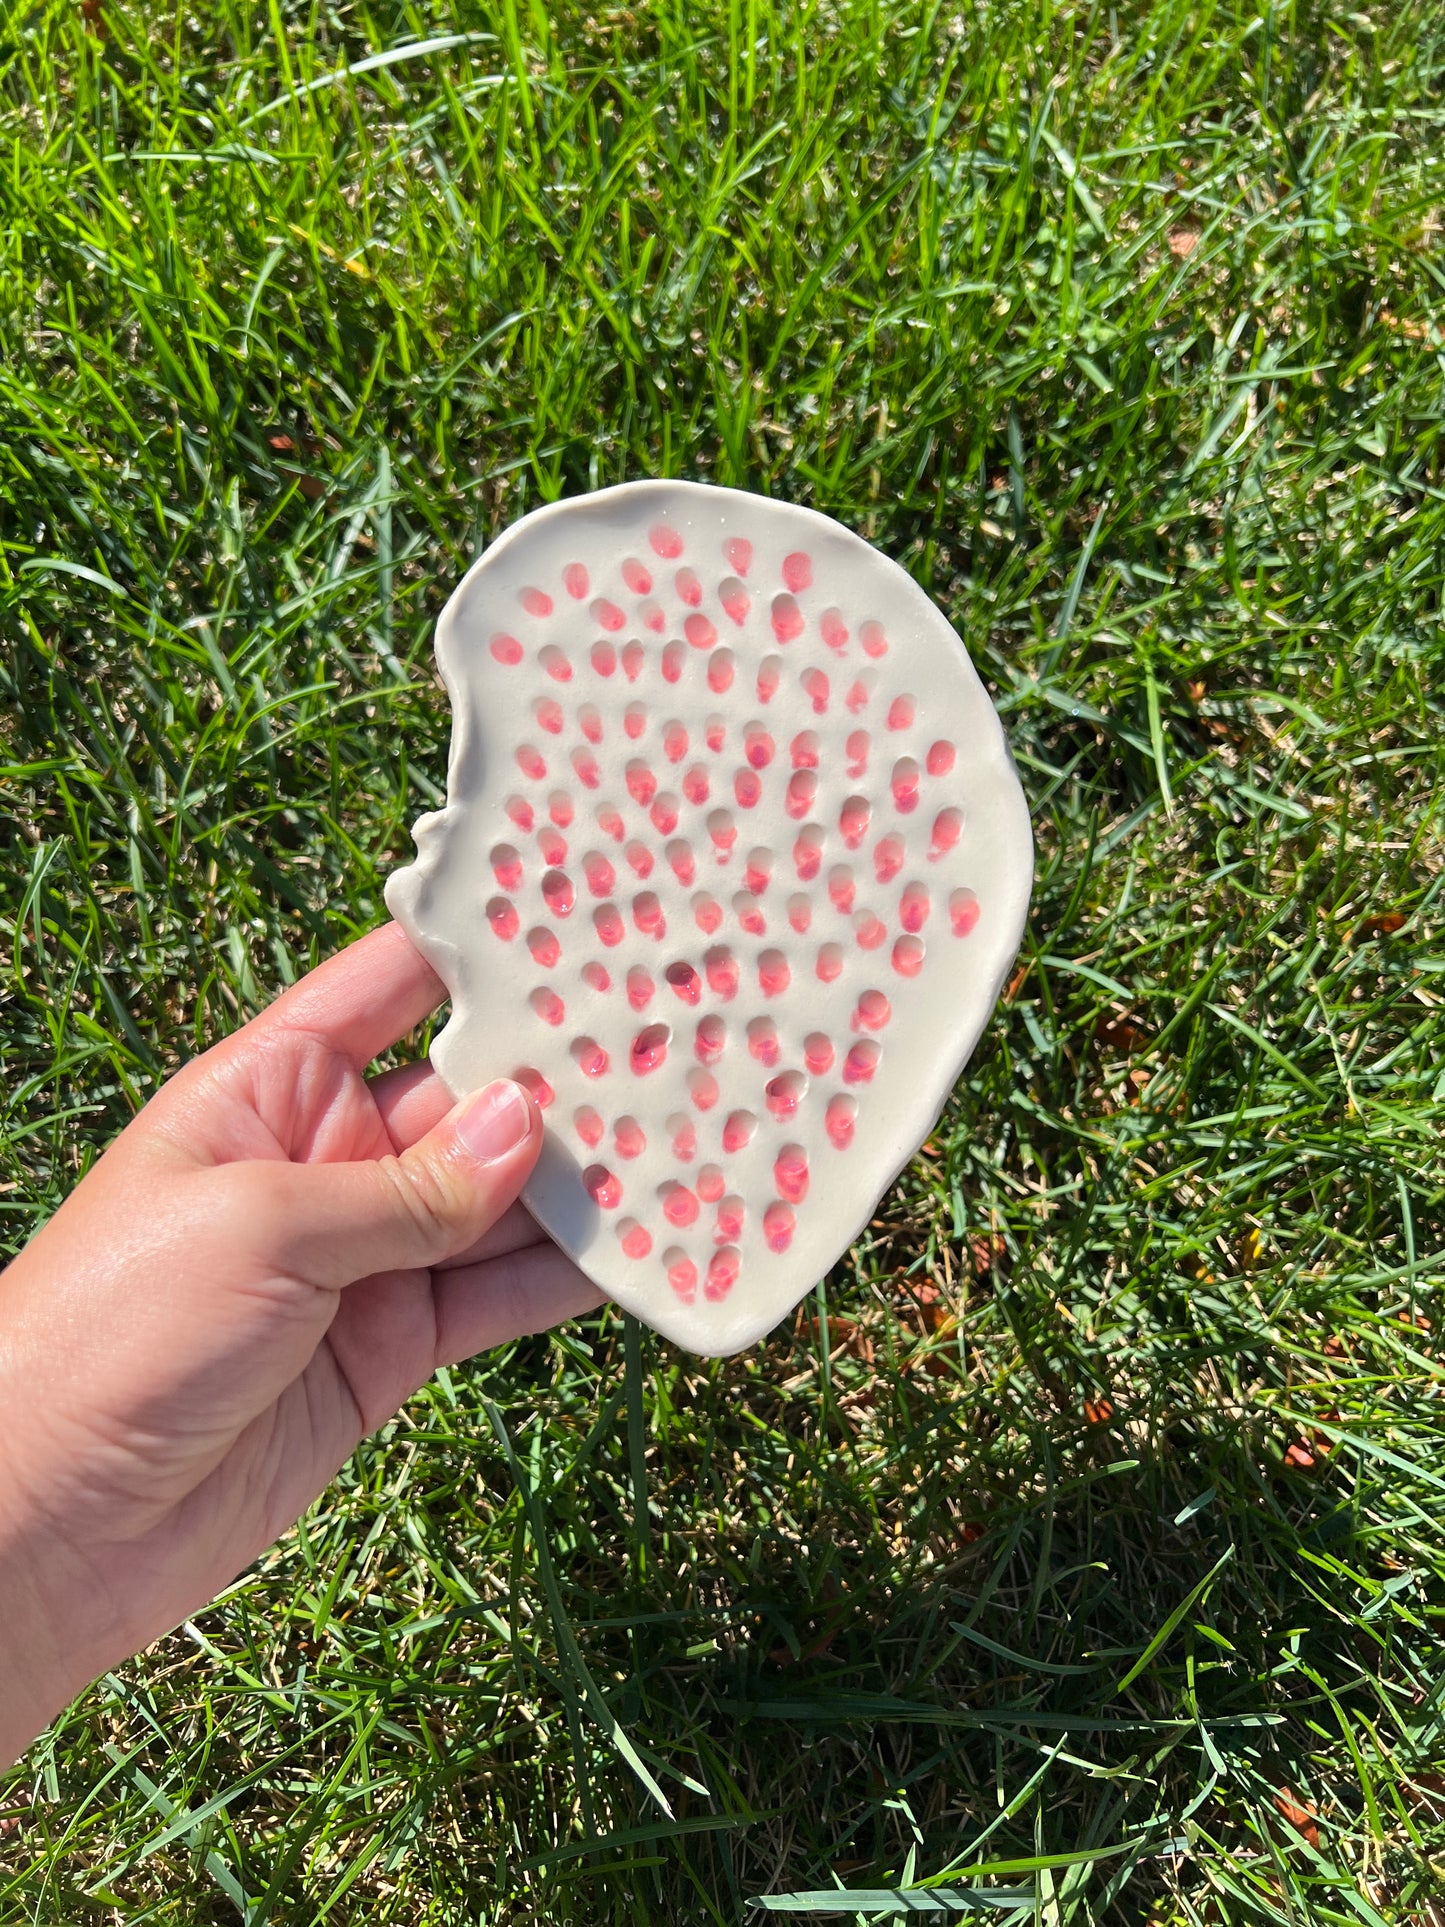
455,1080,531,1163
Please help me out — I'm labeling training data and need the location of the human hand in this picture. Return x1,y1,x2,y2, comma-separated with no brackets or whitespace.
0,922,604,1766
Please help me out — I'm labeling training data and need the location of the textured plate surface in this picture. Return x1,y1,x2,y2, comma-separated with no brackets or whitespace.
386,481,1032,1353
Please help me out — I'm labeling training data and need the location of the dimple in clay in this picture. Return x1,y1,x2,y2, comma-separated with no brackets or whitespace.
386,481,1032,1355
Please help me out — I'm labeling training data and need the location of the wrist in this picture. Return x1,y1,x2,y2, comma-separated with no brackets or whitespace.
0,1515,95,1769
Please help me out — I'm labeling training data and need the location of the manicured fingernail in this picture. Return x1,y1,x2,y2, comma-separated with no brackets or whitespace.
455,1080,531,1163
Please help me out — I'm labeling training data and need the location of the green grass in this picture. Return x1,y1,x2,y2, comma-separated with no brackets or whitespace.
3,0,1445,1917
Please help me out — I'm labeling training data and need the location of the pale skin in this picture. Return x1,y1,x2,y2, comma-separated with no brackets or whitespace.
0,922,604,1768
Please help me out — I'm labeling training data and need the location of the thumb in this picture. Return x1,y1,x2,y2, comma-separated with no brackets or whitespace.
244,1079,543,1288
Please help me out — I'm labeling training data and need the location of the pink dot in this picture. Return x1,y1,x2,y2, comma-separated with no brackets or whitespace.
757,656,781,703
590,640,617,677
622,641,647,679
582,961,611,992
521,587,553,618
594,904,624,947
491,843,522,889
615,1116,647,1160
683,765,711,806
591,598,625,633
505,794,534,832
874,837,905,883
893,935,925,977
720,577,750,625
927,740,956,777
747,1016,780,1067
661,1181,700,1227
722,1109,756,1153
786,771,817,820
853,989,891,1032
652,794,680,842
801,667,830,715
845,675,876,714
486,897,518,941
790,730,819,769
693,893,722,935
584,1165,621,1209
572,1036,609,1077
491,633,523,665
843,1041,880,1084
825,1094,857,1148
773,1144,809,1202
649,523,683,558
571,748,600,789
633,891,665,938
891,758,921,813
724,535,752,576
860,619,888,659
539,644,571,683
697,1164,725,1203
828,867,855,914
734,893,766,936
535,697,564,735
744,725,775,769
530,986,566,1027
670,1115,697,1161
744,849,772,894
771,593,803,643
622,557,652,595
887,694,916,731
816,942,844,983
516,744,546,781
846,730,870,778
707,649,734,693
625,840,654,879
688,1068,720,1111
788,894,812,933
840,796,870,849
625,761,657,808
820,607,848,651
619,1218,652,1260
734,768,762,809
663,721,689,763
855,910,888,950
949,888,981,937
575,1105,604,1148
564,562,590,599
765,1071,807,1121
793,827,824,880
686,612,717,650
900,881,930,931
595,802,623,840
631,1022,670,1074
626,965,654,1011
705,716,726,752
704,946,739,999
804,1032,834,1075
578,703,603,744
930,807,964,859
638,607,664,639
624,702,647,739
666,1249,698,1302
676,568,702,608
513,1066,553,1109
715,1196,746,1243
526,927,560,968
782,551,812,592
708,809,737,860
661,641,685,683
763,1202,796,1253
666,959,701,1005
706,1247,740,1300
583,851,616,898
695,1013,726,1061
758,949,790,997
668,839,696,885
542,870,575,917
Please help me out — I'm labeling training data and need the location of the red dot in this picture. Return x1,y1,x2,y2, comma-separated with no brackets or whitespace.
590,640,617,677
790,730,819,769
801,667,830,715
763,1202,796,1252
571,748,600,789
619,1218,652,1259
757,656,781,703
683,765,711,806
734,768,762,809
843,1041,880,1084
596,803,623,840
804,1032,834,1075
622,641,647,679
666,960,701,1005
747,1017,780,1066
705,716,726,752
816,942,844,982
516,744,546,781
624,703,647,740
891,757,921,813
676,567,702,608
846,730,870,778
724,535,752,575
486,897,518,941
564,562,590,599
582,960,611,992
633,891,665,938
688,1068,720,1110
583,851,616,897
887,694,916,730
662,641,685,682
663,721,689,763
900,882,930,931
637,608,664,639
490,843,522,889
826,1094,857,1148
786,771,817,820
622,557,652,595
668,840,696,885
839,797,870,849
530,986,565,1026
788,894,812,933
855,910,888,950
542,870,575,917
539,644,571,683
513,1066,553,1108
594,904,624,947
572,1036,609,1077
927,740,956,776
771,593,803,643
625,839,655,879
631,1022,670,1074
773,1144,809,1202
846,675,875,713
578,703,603,744
670,1116,697,1160
707,649,734,693
650,523,684,557
686,612,717,650
591,597,625,632
853,989,891,1032
765,1071,807,1120
708,809,737,859
715,1195,746,1243
745,725,775,769
505,794,534,832
930,807,964,859
758,949,790,997
793,828,823,881
828,867,855,913
697,1164,725,1203
693,893,722,935
874,837,905,883
704,946,739,998
744,849,772,894
521,587,553,617
820,607,848,651
584,1165,621,1209
666,1250,698,1301
860,619,888,658
892,935,925,977
615,1116,646,1159
782,551,813,592
626,965,654,1011
722,1109,756,1152
491,633,523,665
949,888,981,937
720,578,750,624
695,1014,726,1061
706,1247,740,1300
535,696,564,735
661,1181,700,1227
575,1105,603,1148
526,927,560,968
625,761,657,808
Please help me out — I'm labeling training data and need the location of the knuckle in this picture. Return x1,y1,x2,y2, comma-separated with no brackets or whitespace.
377,1152,458,1260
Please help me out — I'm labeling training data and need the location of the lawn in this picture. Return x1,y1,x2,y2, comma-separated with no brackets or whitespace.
3,0,1445,1918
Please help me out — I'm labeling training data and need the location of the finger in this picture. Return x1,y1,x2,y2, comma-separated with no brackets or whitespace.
228,1079,541,1287
249,921,446,1070
435,1200,551,1269
431,1244,607,1366
369,1059,452,1149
